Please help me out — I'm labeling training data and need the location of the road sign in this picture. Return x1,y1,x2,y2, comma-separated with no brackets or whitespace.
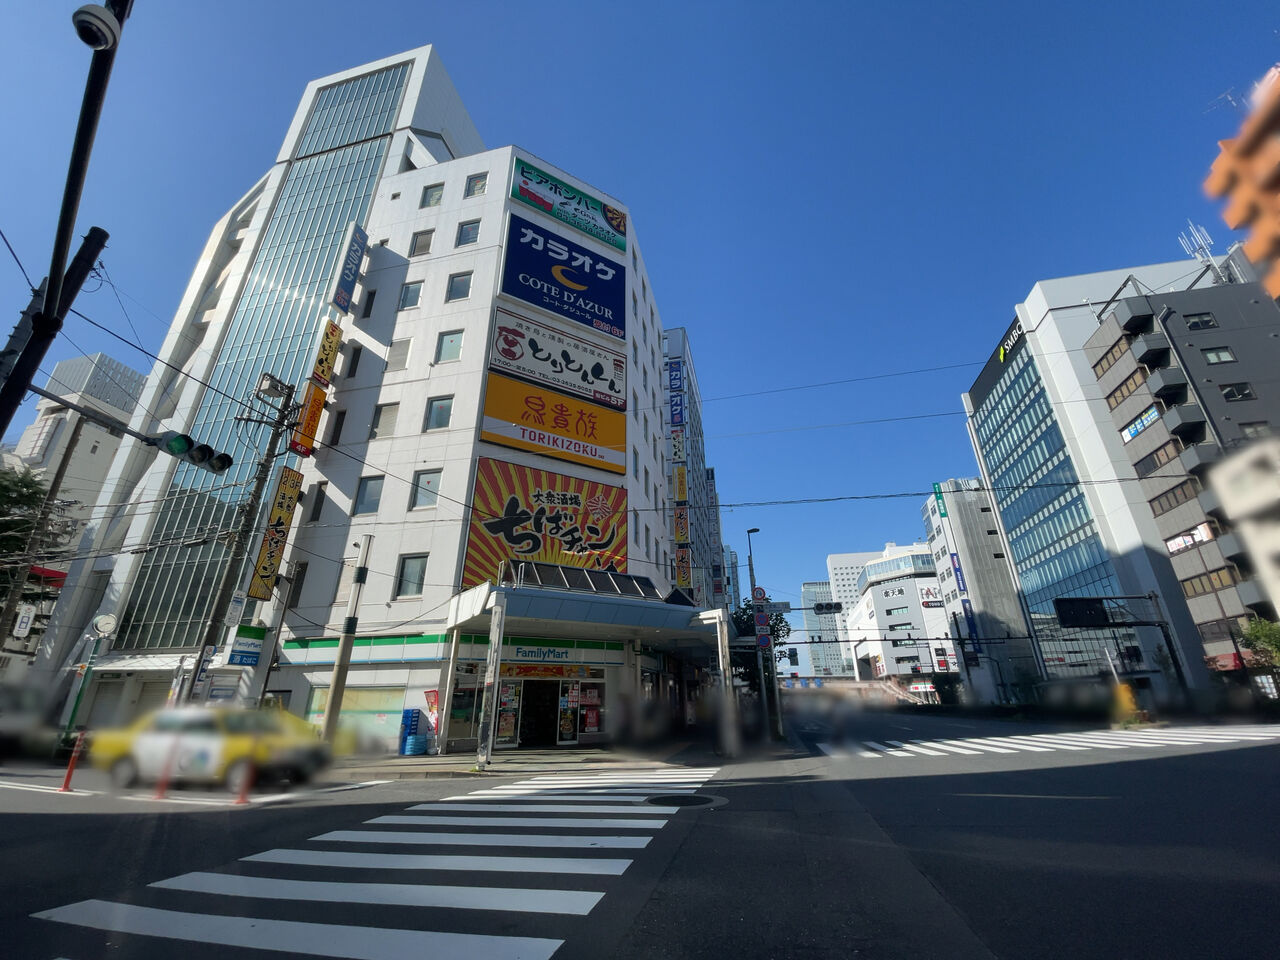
754,612,770,629
12,603,36,638
757,635,772,648
751,586,766,602
758,601,790,614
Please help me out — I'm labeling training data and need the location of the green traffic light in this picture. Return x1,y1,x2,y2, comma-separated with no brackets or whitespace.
163,433,194,455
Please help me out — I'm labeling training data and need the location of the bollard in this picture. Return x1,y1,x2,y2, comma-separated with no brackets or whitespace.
233,732,262,806
153,734,183,800
57,731,88,793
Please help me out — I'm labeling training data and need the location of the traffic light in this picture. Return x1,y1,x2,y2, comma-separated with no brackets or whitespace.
155,431,234,474
788,648,799,666
813,601,842,616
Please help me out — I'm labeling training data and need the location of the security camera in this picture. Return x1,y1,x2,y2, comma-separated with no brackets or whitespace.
72,4,120,50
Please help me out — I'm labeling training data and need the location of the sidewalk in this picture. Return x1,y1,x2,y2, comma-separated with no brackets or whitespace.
327,738,709,782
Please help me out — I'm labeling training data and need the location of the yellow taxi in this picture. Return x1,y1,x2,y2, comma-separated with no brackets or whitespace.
88,705,330,792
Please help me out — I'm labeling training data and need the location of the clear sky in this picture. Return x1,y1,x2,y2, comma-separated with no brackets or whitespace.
3,1,1278,665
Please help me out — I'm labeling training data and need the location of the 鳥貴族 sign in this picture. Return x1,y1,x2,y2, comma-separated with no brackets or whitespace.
481,371,626,474
490,307,625,410
462,458,627,587
501,213,626,340
511,157,627,251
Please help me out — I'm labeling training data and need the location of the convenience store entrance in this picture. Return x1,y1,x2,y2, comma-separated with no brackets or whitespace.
518,680,560,746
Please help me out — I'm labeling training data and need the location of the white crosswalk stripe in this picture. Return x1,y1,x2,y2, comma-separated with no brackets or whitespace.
34,763,719,958
816,725,1280,762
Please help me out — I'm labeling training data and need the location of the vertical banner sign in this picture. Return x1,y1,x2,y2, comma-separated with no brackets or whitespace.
462,458,628,587
511,156,628,251
311,320,343,387
329,222,369,314
247,467,304,600
673,506,690,543
669,391,685,426
932,482,948,518
675,547,692,588
667,359,684,393
961,598,981,653
289,382,327,457
950,553,968,594
670,429,685,462
674,465,689,502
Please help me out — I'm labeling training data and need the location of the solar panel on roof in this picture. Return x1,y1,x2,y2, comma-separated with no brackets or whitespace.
611,574,642,596
532,563,568,588
586,570,616,593
561,566,593,590
632,576,661,599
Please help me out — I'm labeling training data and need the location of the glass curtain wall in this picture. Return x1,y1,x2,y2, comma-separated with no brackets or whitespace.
117,63,409,649
971,348,1133,678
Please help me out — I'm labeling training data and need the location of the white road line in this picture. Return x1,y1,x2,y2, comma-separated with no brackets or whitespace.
912,740,982,756
885,740,947,757
369,815,667,829
938,738,1016,754
314,829,652,849
245,847,632,875
1031,733,1129,750
862,741,915,757
442,794,655,802
407,802,679,814
153,871,604,916
33,900,562,960
965,737,1053,752
1125,731,1258,743
1083,732,1204,746
0,781,99,796
1005,735,1089,751
482,787,696,795
524,773,714,781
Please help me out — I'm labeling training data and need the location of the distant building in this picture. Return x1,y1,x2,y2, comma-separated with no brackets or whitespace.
801,580,843,675
922,479,1036,702
845,543,955,683
825,551,880,662
723,546,740,609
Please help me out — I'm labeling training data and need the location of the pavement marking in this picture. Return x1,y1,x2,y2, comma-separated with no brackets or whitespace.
913,740,982,756
153,871,605,915
885,740,947,757
407,802,680,814
0,781,99,796
314,829,653,849
245,847,633,875
482,786,697,795
369,814,668,829
949,793,1119,800
1033,733,1130,750
32,900,563,960
939,738,1016,754
441,793,656,802
1006,735,1090,751
862,741,916,758
965,736,1053,752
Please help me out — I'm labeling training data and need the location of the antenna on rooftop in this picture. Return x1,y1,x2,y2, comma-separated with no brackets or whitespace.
1179,220,1227,284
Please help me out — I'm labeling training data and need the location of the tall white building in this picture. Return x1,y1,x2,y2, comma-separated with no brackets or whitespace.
825,551,880,665
45,47,714,746
801,580,842,675
844,542,955,682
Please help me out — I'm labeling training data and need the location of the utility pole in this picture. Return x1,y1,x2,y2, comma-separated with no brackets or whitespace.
187,378,296,702
475,587,509,770
323,534,373,743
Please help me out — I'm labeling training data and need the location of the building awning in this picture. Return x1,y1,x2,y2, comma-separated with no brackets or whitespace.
90,652,191,674
447,581,719,662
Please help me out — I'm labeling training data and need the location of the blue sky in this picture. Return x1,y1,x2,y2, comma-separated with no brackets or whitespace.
3,1,1278,663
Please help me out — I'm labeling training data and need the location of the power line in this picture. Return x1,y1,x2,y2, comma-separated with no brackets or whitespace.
0,226,35,292
94,261,145,349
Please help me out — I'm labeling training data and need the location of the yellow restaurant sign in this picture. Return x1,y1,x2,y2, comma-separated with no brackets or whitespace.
480,372,625,475
247,466,304,600
289,382,326,457
674,464,688,502
311,320,343,387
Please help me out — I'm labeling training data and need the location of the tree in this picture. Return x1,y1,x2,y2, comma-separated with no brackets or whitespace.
1241,617,1280,666
0,465,49,584
729,596,793,695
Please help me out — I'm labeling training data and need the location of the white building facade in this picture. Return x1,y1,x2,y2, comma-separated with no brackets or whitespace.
825,551,880,665
801,580,843,675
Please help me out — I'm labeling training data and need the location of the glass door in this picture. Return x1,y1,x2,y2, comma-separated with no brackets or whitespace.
557,680,580,744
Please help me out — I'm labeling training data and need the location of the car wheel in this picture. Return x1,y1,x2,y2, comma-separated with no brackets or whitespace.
224,759,253,795
110,756,138,789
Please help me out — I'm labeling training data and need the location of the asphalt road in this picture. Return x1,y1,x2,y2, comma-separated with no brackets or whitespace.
4,706,1280,959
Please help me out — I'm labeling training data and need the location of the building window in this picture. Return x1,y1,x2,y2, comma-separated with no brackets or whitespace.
394,554,429,598
424,396,453,431
455,219,480,246
353,476,383,515
307,482,327,522
410,468,441,509
464,172,487,197
644,466,650,490
886,606,908,616
632,291,638,319
993,552,1006,558
1121,405,1160,443
1180,565,1240,599
1185,312,1218,331
360,290,376,318
1166,522,1215,555
980,506,991,513
1202,346,1236,365
410,229,433,257
445,272,472,301
345,344,362,379
888,623,914,631
1241,422,1271,439
285,562,308,608
328,410,346,446
1221,382,1256,402
645,524,651,559
420,182,443,207
387,338,411,371
1134,440,1180,479
1092,335,1132,379
398,281,422,310
1150,478,1200,516
632,446,639,478
642,366,648,390
435,330,463,363
632,390,639,421
632,509,639,542
370,402,399,439
1106,367,1148,410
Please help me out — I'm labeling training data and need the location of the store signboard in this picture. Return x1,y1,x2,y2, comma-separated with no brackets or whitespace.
246,467,304,600
311,320,343,387
462,458,627,587
674,465,688,502
511,157,627,251
669,390,685,426
673,506,690,543
490,307,626,409
675,547,692,587
950,552,968,595
500,213,626,340
932,482,948,518
481,372,626,474
1122,405,1160,444
667,359,684,393
671,429,685,462
329,222,368,314
289,382,326,457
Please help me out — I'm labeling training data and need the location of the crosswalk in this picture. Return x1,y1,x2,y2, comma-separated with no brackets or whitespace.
33,764,719,959
817,724,1280,760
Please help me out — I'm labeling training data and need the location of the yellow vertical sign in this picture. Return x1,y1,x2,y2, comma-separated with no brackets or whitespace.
312,320,343,386
289,382,326,457
247,467,304,600
674,465,688,502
